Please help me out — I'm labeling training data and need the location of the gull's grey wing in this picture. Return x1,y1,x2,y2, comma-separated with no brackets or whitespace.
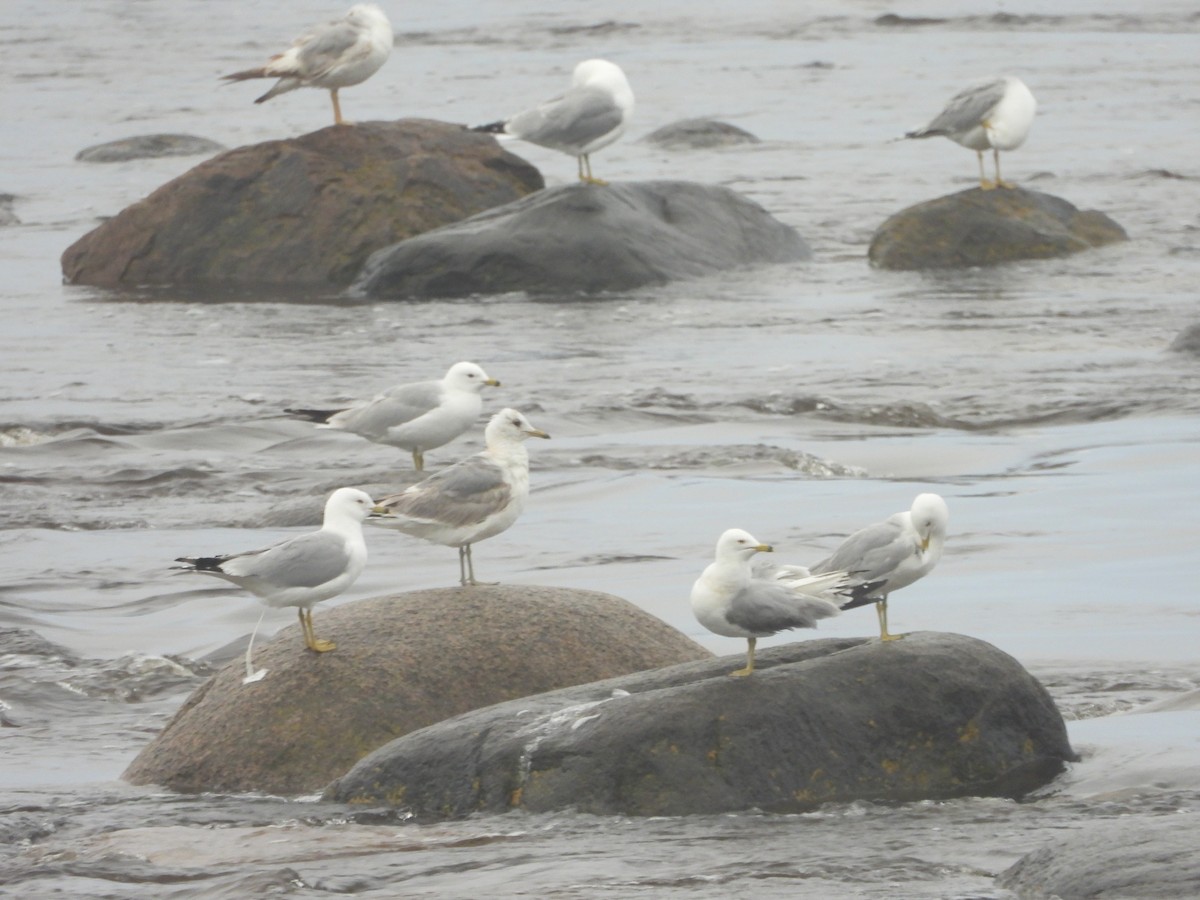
912,79,1008,137
508,86,624,150
222,530,351,588
296,21,368,76
377,456,510,528
812,517,913,584
333,380,442,438
725,579,840,635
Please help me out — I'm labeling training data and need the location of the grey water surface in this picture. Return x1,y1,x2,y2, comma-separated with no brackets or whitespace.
2,0,1199,896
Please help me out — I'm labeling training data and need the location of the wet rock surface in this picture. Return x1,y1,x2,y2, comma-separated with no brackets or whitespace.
869,186,1128,270
352,179,810,298
74,134,226,163
61,119,543,288
122,586,710,795
327,631,1074,817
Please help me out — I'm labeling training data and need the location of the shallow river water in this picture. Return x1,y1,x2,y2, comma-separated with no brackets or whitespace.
2,0,1199,896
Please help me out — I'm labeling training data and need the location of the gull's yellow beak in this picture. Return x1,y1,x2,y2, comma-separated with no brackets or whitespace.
525,428,551,439
484,378,501,387
755,543,774,553
920,535,931,551
370,505,393,516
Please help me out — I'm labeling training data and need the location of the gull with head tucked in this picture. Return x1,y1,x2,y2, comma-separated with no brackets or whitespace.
690,529,847,677
904,76,1036,190
370,408,550,586
472,59,634,185
221,4,393,126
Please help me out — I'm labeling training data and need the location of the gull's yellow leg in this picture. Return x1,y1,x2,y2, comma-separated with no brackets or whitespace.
877,599,903,642
302,608,337,652
412,449,424,472
977,150,996,190
994,148,1015,189
331,89,345,126
581,154,608,186
730,637,757,677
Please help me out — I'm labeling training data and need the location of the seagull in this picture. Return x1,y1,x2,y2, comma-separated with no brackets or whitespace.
221,4,393,126
173,487,373,654
472,59,634,184
904,76,1036,190
795,493,950,642
690,529,847,677
285,361,500,472
369,408,550,586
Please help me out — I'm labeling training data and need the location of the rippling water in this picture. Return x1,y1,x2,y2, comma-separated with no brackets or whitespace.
2,0,1199,896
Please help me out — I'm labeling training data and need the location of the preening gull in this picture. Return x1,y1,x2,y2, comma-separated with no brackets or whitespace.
286,361,500,472
370,408,550,586
472,59,634,184
690,529,847,677
173,487,372,657
904,76,1036,189
794,493,949,642
221,4,393,126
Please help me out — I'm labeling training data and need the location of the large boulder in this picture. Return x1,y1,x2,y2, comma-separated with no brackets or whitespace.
326,631,1074,817
351,180,810,298
641,118,761,150
868,187,1127,270
61,119,543,288
122,586,710,794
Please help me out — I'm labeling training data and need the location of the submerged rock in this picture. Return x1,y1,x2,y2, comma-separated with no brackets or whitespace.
1169,323,1200,355
0,193,18,226
997,816,1200,898
62,119,543,288
641,118,761,150
352,180,810,298
868,187,1127,270
326,631,1074,818
122,586,710,794
75,134,226,163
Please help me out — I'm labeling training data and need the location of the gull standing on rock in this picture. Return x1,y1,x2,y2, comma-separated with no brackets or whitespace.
690,529,847,677
285,362,500,472
221,4,393,126
792,493,949,642
904,76,1036,189
173,487,373,655
472,59,634,184
370,408,550,586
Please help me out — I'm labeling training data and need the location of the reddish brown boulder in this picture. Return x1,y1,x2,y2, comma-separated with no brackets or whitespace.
62,119,543,288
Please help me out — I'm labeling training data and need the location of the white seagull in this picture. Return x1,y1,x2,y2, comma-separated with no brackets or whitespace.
173,487,373,655
794,493,949,642
222,4,393,126
369,408,550,586
904,76,1036,190
473,59,634,184
690,529,847,677
285,361,500,472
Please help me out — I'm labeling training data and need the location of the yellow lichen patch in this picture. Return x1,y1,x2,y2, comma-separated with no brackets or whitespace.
958,719,981,744
510,786,523,807
1023,737,1035,754
881,758,901,775
706,748,719,764
384,785,407,805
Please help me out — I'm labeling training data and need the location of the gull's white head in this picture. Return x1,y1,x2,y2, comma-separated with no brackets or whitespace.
485,408,551,444
445,361,500,392
910,493,949,550
572,59,635,113
324,487,375,523
346,4,391,29
714,528,773,562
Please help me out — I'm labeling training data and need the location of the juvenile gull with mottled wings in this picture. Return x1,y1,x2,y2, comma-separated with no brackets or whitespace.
472,59,634,184
286,362,499,472
173,487,373,655
690,529,847,677
782,493,949,641
904,76,1036,189
222,4,393,126
369,408,549,586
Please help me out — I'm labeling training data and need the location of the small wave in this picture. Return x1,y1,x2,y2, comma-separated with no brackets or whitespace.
576,444,866,476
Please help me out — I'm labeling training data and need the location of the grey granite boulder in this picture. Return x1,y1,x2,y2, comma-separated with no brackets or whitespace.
869,187,1127,270
62,119,543,288
75,134,226,163
326,631,1074,817
641,118,761,150
122,586,709,795
997,816,1200,898
352,180,810,298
